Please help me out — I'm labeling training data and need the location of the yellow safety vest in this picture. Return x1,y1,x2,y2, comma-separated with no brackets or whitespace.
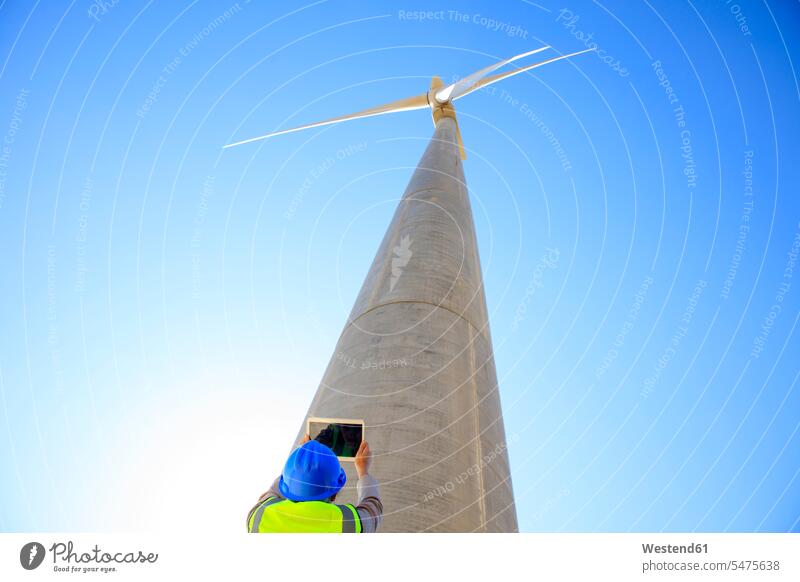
247,497,362,533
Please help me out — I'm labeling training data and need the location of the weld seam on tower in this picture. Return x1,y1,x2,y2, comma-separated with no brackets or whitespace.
405,186,465,200
345,298,490,341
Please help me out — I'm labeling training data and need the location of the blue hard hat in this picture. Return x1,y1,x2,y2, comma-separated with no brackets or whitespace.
279,440,347,502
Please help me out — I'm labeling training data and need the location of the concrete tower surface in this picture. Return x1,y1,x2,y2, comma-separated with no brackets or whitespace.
300,115,518,532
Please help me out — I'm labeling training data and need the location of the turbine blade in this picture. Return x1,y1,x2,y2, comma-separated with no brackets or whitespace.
223,92,430,149
455,119,466,161
435,46,550,103
452,48,595,101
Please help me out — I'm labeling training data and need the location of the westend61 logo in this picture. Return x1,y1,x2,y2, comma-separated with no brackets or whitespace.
19,541,158,574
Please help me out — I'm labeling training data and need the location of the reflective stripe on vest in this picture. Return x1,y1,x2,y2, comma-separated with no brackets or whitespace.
248,497,283,532
249,497,362,533
338,504,362,533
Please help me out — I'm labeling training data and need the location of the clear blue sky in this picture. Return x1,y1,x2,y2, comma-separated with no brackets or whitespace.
0,0,798,532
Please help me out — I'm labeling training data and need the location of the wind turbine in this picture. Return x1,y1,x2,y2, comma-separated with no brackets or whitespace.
228,47,592,532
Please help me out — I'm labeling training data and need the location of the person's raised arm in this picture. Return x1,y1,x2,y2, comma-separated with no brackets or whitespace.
354,441,383,532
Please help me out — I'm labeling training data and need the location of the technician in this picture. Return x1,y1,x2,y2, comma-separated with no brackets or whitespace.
247,435,382,533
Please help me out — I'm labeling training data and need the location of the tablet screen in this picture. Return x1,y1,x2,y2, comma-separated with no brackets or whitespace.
309,420,363,458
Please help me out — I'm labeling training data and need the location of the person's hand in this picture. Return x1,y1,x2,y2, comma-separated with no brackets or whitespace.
354,441,371,478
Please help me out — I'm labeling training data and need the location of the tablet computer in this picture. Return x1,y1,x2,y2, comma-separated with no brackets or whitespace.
306,417,365,461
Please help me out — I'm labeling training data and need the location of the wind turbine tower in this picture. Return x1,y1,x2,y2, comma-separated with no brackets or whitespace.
226,47,591,532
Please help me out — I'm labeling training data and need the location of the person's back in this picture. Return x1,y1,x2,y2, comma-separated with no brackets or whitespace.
247,437,382,533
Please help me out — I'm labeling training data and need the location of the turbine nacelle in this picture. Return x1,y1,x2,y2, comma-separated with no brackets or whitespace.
223,46,595,158
426,76,466,160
